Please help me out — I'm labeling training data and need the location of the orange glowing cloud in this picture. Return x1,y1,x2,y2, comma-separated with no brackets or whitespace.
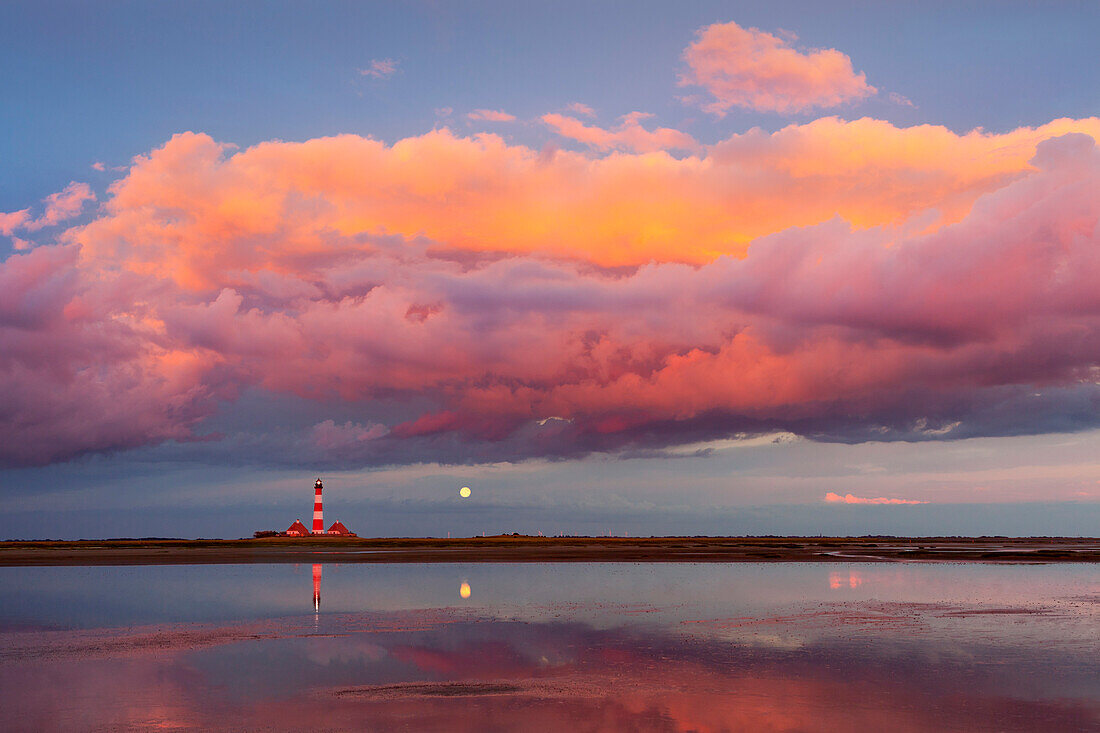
68,116,1100,286
825,493,927,505
680,21,876,114
542,111,699,153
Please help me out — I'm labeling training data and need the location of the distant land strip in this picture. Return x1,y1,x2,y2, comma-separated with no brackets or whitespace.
0,537,1097,566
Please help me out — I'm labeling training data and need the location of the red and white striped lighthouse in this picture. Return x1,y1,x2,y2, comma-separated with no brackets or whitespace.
312,478,324,534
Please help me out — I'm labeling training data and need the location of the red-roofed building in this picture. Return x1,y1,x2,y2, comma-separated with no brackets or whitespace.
286,519,310,536
327,520,355,536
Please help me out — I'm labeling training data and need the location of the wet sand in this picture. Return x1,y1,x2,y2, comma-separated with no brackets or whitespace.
0,536,1096,565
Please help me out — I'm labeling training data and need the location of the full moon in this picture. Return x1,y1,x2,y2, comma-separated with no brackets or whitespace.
459,486,471,498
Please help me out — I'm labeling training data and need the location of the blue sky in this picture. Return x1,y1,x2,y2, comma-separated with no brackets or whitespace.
4,0,1097,209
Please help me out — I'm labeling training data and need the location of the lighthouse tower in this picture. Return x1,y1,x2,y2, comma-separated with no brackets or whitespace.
312,478,324,534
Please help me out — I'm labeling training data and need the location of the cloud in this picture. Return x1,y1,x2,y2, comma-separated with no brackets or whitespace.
679,21,876,114
1,183,95,237
541,112,699,153
359,58,398,79
825,493,927,505
67,117,1100,274
91,161,107,171
888,92,916,108
565,102,597,118
0,244,231,466
0,209,31,236
467,109,516,122
3,127,1100,468
23,182,95,230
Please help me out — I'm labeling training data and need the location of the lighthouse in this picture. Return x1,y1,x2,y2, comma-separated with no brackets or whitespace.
312,478,324,534
270,478,356,538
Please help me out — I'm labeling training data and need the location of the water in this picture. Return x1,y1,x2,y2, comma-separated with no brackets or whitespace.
0,562,1096,731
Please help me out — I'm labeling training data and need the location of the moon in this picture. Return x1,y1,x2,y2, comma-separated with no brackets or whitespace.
459,486,471,498
459,582,472,599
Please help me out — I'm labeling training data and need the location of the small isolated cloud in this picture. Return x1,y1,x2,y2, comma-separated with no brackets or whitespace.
434,107,454,118
565,102,597,118
679,20,876,115
359,58,398,79
542,111,698,153
825,492,928,505
468,108,516,122
888,92,916,108
91,161,106,171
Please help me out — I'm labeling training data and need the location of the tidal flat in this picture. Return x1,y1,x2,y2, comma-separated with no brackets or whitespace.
0,560,1097,731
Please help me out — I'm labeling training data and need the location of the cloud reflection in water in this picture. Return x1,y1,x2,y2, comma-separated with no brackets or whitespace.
0,563,1096,731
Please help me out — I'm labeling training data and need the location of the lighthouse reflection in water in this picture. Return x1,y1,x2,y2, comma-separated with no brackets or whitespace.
312,564,321,612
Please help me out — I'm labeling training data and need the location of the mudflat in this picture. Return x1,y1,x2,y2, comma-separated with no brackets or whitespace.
0,536,1097,565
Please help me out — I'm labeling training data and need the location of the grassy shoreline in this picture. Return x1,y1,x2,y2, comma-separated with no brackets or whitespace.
0,536,1096,565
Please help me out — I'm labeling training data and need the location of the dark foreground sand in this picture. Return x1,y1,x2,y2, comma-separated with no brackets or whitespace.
0,536,1097,565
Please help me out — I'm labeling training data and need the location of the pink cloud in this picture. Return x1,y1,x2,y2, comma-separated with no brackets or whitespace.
359,58,398,79
0,244,230,466
3,126,1100,467
825,493,928,505
0,183,95,238
24,182,95,231
679,21,876,114
91,161,107,171
541,111,699,153
565,102,597,118
0,209,31,236
467,109,516,122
